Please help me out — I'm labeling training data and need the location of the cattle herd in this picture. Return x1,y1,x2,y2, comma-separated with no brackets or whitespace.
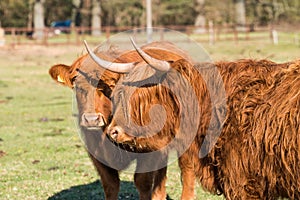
49,37,300,200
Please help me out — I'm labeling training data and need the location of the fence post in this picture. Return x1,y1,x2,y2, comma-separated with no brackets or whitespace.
208,21,215,45
0,27,5,46
43,28,48,46
159,27,164,41
233,27,238,44
245,24,250,40
12,28,16,47
106,26,110,40
66,29,70,45
271,29,278,45
74,27,80,45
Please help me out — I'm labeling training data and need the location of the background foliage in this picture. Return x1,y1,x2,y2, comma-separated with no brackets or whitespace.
0,0,299,28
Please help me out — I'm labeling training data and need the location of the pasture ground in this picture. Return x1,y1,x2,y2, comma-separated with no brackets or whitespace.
0,36,299,199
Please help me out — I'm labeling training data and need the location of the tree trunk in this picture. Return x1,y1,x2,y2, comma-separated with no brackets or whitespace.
27,1,34,30
194,0,206,33
234,0,246,31
73,0,83,27
33,0,45,39
146,0,152,43
91,0,101,36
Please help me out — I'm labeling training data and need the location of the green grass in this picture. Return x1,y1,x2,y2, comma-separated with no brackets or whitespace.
0,35,299,199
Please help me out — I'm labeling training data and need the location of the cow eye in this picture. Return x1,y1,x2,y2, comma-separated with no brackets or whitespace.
97,87,112,99
71,76,77,82
108,85,115,91
97,89,106,95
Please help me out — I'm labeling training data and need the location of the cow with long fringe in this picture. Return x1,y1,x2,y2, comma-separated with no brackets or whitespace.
102,40,300,199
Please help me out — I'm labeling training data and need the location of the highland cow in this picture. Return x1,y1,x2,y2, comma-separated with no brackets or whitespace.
103,41,300,199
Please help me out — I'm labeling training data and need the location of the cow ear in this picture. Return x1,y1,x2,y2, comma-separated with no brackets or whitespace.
49,64,75,88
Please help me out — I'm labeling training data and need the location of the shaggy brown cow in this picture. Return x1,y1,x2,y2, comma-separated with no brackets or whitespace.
49,41,194,200
211,59,300,199
103,42,300,199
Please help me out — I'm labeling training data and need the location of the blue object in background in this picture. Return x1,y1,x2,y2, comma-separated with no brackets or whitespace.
51,20,72,34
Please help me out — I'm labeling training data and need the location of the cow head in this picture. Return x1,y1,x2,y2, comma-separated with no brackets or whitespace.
97,39,200,152
49,51,129,130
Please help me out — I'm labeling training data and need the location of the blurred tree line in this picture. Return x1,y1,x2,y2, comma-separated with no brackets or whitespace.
0,0,299,28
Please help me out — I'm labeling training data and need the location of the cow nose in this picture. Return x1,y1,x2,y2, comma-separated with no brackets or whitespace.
81,113,105,128
107,126,134,143
108,126,121,140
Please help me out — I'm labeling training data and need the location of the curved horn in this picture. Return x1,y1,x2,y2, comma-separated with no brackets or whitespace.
130,37,171,72
83,40,136,73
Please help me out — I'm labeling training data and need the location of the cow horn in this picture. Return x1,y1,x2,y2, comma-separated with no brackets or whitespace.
130,37,171,72
83,40,136,73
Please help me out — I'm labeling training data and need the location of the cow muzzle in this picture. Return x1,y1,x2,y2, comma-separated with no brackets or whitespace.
106,125,134,143
80,113,106,129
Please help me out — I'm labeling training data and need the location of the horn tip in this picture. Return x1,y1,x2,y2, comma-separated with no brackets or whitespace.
130,37,137,49
83,40,88,47
83,40,92,54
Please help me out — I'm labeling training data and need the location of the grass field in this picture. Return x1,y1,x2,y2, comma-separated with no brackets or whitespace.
0,35,299,200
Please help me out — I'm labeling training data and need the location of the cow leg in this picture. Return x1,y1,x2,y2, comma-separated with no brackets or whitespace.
88,153,120,200
178,151,196,200
134,172,154,200
152,166,167,200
